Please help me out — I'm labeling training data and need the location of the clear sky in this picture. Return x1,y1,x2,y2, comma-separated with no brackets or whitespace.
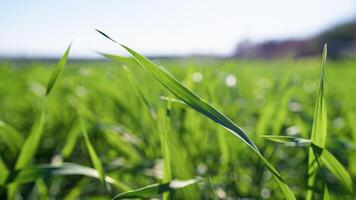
0,0,355,58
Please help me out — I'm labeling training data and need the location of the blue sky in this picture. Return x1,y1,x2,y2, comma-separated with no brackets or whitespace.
0,0,355,58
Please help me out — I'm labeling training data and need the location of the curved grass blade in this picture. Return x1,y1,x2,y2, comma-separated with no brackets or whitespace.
8,112,46,199
61,120,81,159
97,30,295,200
79,116,107,191
112,178,202,199
1,163,129,191
306,44,328,200
15,111,45,169
0,120,25,154
46,43,71,96
319,148,353,193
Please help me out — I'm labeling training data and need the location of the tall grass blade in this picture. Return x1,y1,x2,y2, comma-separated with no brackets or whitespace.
97,30,296,200
61,120,81,159
159,100,172,200
45,44,71,96
15,111,45,169
79,116,107,191
323,186,329,200
311,44,328,149
112,178,201,199
306,44,328,200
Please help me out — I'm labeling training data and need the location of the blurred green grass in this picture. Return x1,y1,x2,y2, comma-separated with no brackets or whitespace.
0,58,355,199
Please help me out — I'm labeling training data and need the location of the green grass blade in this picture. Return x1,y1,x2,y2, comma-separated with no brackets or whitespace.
79,116,107,190
15,111,45,169
323,186,329,200
97,30,296,200
320,149,353,193
98,52,137,66
45,43,71,96
310,44,328,149
208,177,217,200
96,30,258,152
0,120,25,154
306,44,328,200
64,178,89,200
61,120,81,159
0,156,9,184
112,178,201,199
35,178,48,200
261,135,311,146
1,163,129,191
159,101,172,200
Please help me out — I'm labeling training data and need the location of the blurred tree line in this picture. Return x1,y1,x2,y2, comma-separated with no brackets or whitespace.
234,19,356,59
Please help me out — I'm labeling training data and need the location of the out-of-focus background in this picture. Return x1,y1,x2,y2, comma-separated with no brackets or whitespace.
0,0,355,58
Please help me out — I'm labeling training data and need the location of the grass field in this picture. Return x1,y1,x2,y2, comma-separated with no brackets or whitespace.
0,44,355,199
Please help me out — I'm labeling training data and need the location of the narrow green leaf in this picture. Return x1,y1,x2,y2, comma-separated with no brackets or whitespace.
98,52,137,66
61,120,81,159
323,186,329,200
1,163,129,191
0,155,9,184
159,100,172,200
261,135,311,146
319,149,353,193
64,178,89,200
97,30,295,200
15,111,45,169
45,43,71,96
310,44,328,149
35,178,48,200
112,178,202,199
0,120,25,154
79,117,106,189
307,44,328,200
208,177,217,200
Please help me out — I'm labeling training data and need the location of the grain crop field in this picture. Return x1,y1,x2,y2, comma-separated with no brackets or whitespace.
0,42,355,199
